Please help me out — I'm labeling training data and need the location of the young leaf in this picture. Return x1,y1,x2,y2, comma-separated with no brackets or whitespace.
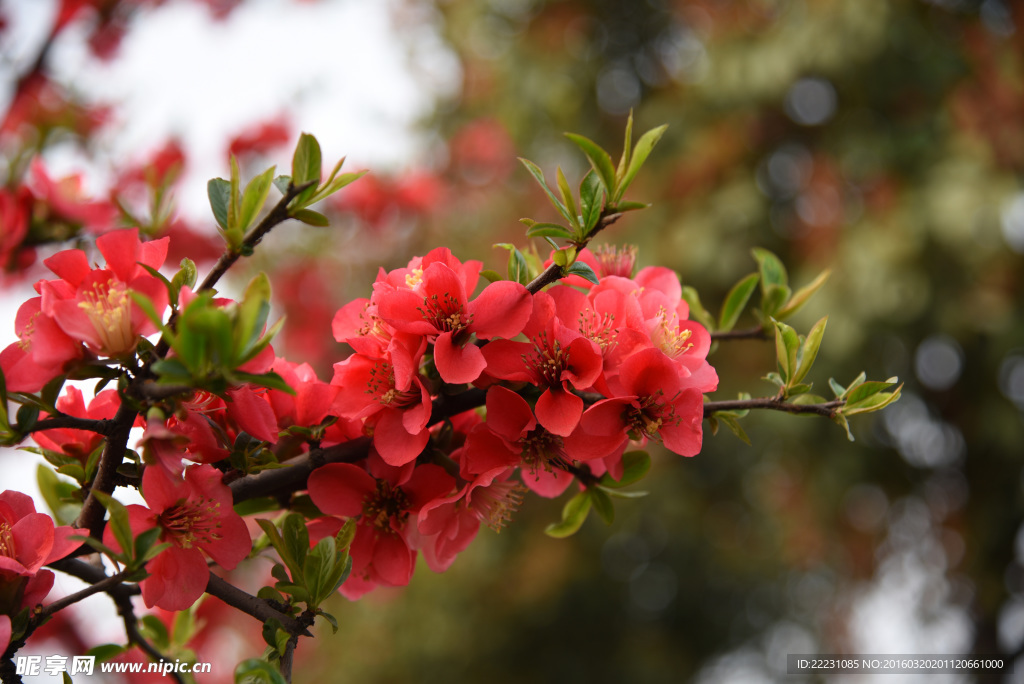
713,412,751,445
555,166,581,233
616,123,668,203
752,248,788,292
564,261,599,285
524,222,573,239
545,490,592,538
590,487,615,525
773,319,799,385
791,316,828,386
292,209,329,227
238,165,276,233
600,451,651,488
518,158,573,224
616,111,634,185
680,285,716,331
93,491,133,561
565,132,617,197
579,170,604,234
207,178,231,231
718,273,760,332
776,268,831,320
292,133,322,189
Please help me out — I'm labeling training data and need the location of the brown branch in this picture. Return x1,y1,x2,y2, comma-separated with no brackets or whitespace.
195,180,316,295
46,558,181,683
524,212,622,294
710,325,768,342
75,400,138,537
704,397,844,419
229,437,371,504
205,572,311,637
35,567,140,621
27,414,113,436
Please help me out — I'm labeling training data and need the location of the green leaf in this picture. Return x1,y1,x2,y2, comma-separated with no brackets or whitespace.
833,412,855,441
282,513,310,576
590,487,615,525
291,133,322,189
579,170,604,234
239,165,276,233
544,490,592,538
681,286,715,331
272,175,291,195
518,158,573,224
139,614,170,650
616,111,634,186
845,378,899,405
776,268,831,320
292,209,329,226
496,243,530,286
86,643,128,663
228,155,242,233
235,659,287,684
93,491,134,560
207,178,231,230
752,248,788,291
565,132,617,197
844,384,903,415
713,412,751,445
613,200,650,213
718,273,760,332
616,123,668,203
170,257,198,302
235,273,272,359
233,370,295,394
317,609,340,634
791,316,827,386
601,451,651,488
555,167,581,233
773,319,800,384
564,261,599,285
480,269,504,283
523,222,572,239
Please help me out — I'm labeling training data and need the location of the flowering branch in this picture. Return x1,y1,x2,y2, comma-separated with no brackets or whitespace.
525,212,622,294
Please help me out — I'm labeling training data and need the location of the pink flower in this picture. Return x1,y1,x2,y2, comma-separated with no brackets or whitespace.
0,491,80,616
40,228,169,357
575,347,705,458
308,459,454,599
481,293,603,436
376,261,532,384
330,350,433,467
33,387,120,462
105,465,251,611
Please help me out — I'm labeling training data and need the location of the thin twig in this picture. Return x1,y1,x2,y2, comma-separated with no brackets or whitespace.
525,212,622,294
75,400,139,537
205,572,311,637
196,180,316,295
35,567,139,621
710,325,768,342
704,397,844,419
46,559,182,684
27,415,113,436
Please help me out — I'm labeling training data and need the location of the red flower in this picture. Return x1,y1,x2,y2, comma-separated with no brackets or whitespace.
330,349,433,467
308,459,454,599
39,228,169,357
481,293,603,436
33,386,120,462
377,261,532,384
0,491,80,616
575,347,705,458
105,465,251,611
